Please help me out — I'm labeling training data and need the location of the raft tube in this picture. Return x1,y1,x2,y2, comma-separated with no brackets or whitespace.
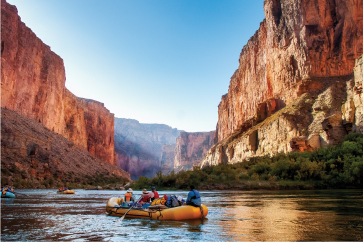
106,197,208,220
57,190,75,194
1,192,16,198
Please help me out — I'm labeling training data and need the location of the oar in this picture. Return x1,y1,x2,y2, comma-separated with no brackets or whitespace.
119,196,143,222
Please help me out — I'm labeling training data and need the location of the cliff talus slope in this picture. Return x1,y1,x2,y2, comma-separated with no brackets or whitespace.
1,108,130,187
1,0,115,164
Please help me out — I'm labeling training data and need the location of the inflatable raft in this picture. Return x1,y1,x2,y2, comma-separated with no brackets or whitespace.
57,190,75,194
1,192,16,198
106,197,208,220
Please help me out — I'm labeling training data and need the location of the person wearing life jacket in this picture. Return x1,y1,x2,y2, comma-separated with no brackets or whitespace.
124,188,135,202
150,186,159,201
185,185,201,207
1,187,6,196
3,187,14,194
140,189,151,204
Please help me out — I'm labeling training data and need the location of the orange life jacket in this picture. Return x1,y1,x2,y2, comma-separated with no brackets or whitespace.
125,192,132,201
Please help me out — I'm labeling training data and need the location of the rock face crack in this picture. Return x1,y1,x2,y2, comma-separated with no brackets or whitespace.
1,41,4,54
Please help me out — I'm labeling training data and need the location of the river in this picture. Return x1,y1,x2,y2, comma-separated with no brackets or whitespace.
1,189,363,241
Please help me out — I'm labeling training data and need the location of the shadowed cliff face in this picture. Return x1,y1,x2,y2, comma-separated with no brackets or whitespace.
216,0,363,142
174,131,215,171
1,108,130,188
160,144,175,175
114,118,182,179
1,0,115,165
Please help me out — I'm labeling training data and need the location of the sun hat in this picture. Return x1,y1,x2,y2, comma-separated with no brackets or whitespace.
151,186,155,189
127,188,133,193
142,189,148,194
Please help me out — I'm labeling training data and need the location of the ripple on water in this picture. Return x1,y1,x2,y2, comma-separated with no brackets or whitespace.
1,189,363,241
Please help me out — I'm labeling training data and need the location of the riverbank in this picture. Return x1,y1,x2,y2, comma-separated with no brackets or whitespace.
0,172,129,190
132,133,363,191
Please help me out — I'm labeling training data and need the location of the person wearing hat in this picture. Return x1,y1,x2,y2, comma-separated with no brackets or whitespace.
124,188,136,203
140,188,151,203
150,186,159,202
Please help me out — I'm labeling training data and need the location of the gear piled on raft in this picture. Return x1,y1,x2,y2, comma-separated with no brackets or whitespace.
106,197,208,221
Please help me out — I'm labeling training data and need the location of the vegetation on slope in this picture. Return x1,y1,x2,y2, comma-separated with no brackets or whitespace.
132,133,363,190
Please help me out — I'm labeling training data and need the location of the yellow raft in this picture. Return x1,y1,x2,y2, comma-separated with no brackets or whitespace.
57,190,75,194
106,197,208,221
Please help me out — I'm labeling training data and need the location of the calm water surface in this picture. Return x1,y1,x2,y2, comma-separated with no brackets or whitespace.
1,189,363,241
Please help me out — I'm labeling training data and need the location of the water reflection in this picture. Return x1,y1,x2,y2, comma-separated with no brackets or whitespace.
1,189,363,241
1,198,15,204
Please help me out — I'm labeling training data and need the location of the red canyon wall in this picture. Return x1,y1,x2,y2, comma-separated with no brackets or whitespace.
1,0,116,165
216,0,363,142
201,0,363,167
1,108,130,188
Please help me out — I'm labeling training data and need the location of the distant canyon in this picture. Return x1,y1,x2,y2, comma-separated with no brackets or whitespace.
114,118,215,179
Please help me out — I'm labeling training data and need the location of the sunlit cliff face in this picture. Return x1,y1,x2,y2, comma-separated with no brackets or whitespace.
216,0,363,143
201,0,363,170
1,0,116,165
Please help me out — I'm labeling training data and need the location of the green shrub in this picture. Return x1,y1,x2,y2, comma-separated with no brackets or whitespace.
131,133,363,190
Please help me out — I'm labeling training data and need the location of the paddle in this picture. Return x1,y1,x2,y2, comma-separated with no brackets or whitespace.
119,196,143,222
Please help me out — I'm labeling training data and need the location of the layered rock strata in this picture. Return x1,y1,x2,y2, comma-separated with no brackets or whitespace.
1,108,130,188
204,0,363,167
114,118,182,179
174,131,215,171
216,0,363,142
201,56,363,167
1,0,115,164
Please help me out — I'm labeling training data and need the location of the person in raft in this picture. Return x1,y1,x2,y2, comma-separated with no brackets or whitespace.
2,186,14,195
185,185,201,207
140,189,151,204
124,188,136,203
150,186,159,202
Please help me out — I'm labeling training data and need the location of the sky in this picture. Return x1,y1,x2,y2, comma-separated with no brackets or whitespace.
7,0,265,132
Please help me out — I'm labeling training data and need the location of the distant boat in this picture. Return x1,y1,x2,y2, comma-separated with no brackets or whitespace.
1,191,16,198
57,190,75,194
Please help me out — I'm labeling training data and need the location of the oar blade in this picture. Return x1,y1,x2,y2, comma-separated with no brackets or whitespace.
119,215,125,222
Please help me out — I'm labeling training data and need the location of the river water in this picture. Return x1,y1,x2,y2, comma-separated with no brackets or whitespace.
1,189,363,241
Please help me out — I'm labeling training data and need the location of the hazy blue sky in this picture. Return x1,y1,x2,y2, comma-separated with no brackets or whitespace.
8,0,265,132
